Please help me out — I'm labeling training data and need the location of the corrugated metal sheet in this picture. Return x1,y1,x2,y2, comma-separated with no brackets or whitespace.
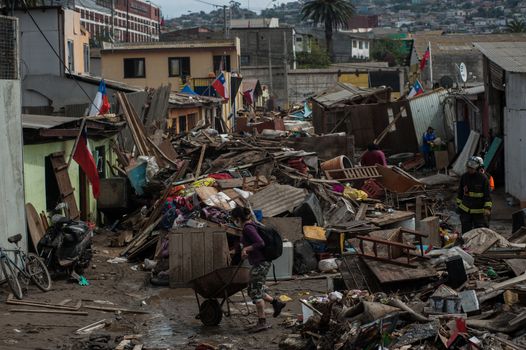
21,114,77,129
312,83,389,108
408,89,448,146
506,73,526,110
475,42,526,73
249,184,308,218
504,108,526,201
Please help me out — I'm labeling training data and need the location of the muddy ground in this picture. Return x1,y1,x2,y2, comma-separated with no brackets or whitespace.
0,234,326,350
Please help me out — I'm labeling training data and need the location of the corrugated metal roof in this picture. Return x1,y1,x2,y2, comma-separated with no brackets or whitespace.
408,89,448,146
102,40,237,52
249,184,308,217
21,114,78,129
474,42,526,73
312,83,389,108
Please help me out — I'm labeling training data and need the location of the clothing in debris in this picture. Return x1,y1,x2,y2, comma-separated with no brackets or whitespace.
456,171,492,233
241,222,266,266
361,149,387,167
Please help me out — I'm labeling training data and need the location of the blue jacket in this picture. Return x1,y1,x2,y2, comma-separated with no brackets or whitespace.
422,131,436,153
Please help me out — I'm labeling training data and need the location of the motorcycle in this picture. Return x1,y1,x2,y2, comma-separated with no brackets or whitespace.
38,203,93,279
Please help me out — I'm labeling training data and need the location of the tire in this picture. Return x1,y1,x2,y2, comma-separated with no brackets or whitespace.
0,257,23,300
26,253,52,292
198,299,223,326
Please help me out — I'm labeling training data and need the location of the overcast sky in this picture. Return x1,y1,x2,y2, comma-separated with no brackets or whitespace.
154,0,288,18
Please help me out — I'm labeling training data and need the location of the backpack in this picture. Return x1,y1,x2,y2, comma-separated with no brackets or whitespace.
247,223,283,261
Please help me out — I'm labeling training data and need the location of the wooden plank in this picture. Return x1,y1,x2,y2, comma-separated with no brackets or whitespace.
364,258,437,284
182,231,193,284
169,233,183,288
216,176,269,190
355,203,368,221
420,216,441,247
368,210,414,227
49,152,80,219
191,231,205,279
25,203,46,253
9,309,88,316
212,232,227,271
203,231,214,275
195,144,207,178
471,237,499,255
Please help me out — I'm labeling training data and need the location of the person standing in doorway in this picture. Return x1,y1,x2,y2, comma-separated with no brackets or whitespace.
422,126,436,169
231,207,286,332
456,156,492,234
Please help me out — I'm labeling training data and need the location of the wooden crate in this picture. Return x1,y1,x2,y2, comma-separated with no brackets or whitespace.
169,228,231,288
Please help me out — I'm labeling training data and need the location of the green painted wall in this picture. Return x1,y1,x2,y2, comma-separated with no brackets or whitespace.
24,137,115,221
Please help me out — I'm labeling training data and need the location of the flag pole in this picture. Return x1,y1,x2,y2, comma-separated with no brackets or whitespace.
428,41,433,88
67,117,87,169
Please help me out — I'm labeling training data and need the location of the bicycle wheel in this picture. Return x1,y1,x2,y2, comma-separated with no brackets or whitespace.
26,253,52,292
0,257,23,300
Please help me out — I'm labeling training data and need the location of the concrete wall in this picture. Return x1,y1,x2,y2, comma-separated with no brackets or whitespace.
421,52,483,88
24,137,115,222
0,80,26,251
18,9,62,77
101,47,240,92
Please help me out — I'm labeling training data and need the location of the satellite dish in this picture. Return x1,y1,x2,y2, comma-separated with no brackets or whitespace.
459,62,468,83
440,76,454,89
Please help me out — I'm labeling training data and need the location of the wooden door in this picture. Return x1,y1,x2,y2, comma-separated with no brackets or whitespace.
49,152,80,220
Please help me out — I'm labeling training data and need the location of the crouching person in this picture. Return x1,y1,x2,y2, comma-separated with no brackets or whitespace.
231,206,286,332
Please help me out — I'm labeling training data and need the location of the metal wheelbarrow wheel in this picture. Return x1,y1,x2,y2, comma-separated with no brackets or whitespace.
198,299,223,326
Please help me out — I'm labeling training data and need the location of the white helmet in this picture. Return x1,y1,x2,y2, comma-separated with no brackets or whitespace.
466,156,483,169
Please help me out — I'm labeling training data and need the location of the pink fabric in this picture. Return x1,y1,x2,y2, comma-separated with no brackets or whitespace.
361,150,387,167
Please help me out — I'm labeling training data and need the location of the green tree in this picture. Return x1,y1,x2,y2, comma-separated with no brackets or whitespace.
370,39,407,67
506,18,526,33
296,42,331,68
301,0,355,60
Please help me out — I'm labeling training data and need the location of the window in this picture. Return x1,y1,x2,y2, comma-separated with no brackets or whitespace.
95,146,106,179
67,40,74,72
213,55,231,72
123,58,145,78
352,40,357,48
364,42,369,49
296,37,303,42
359,41,363,49
240,55,250,66
168,57,190,77
83,44,90,73
178,115,187,134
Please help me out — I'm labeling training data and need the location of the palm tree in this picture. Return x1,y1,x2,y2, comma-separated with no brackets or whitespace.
301,0,355,60
506,18,526,33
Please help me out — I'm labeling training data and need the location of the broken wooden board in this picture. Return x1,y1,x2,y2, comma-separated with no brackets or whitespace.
169,228,231,288
506,259,526,277
368,210,414,227
215,176,269,190
26,203,46,253
261,217,303,242
376,165,423,193
363,258,437,284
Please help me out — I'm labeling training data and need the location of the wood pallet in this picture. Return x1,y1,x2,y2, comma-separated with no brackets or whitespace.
324,166,381,181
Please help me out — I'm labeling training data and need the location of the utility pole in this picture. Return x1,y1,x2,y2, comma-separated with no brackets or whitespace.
268,36,273,95
283,31,289,109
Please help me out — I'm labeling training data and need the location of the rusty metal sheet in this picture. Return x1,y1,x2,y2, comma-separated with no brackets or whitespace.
249,184,308,217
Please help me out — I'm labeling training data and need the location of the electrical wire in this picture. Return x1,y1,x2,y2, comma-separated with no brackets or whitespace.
20,0,100,113
192,0,224,8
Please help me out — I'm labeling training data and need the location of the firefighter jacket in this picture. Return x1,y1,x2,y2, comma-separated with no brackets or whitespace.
456,172,492,214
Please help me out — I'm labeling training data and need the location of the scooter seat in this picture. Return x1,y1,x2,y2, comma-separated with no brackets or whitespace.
8,234,22,244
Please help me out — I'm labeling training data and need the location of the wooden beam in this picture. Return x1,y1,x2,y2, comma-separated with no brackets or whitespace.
195,144,207,178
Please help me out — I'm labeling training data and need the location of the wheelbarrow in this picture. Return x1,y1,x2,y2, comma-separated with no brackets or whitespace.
189,265,251,326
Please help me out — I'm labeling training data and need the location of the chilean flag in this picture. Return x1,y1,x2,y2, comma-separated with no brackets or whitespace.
88,80,111,116
73,127,100,199
212,72,229,100
408,79,425,98
419,46,430,71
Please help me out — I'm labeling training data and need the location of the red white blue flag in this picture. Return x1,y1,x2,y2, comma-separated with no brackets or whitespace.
408,79,424,98
88,80,111,116
212,72,229,100
420,46,430,71
73,127,100,199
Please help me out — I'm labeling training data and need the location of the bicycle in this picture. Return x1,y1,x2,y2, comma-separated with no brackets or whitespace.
0,233,52,299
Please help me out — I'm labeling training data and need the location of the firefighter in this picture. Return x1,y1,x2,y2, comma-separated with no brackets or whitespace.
457,156,493,234
474,156,495,192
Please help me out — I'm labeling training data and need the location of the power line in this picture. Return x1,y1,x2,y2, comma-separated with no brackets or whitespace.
21,0,100,113
192,0,224,8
